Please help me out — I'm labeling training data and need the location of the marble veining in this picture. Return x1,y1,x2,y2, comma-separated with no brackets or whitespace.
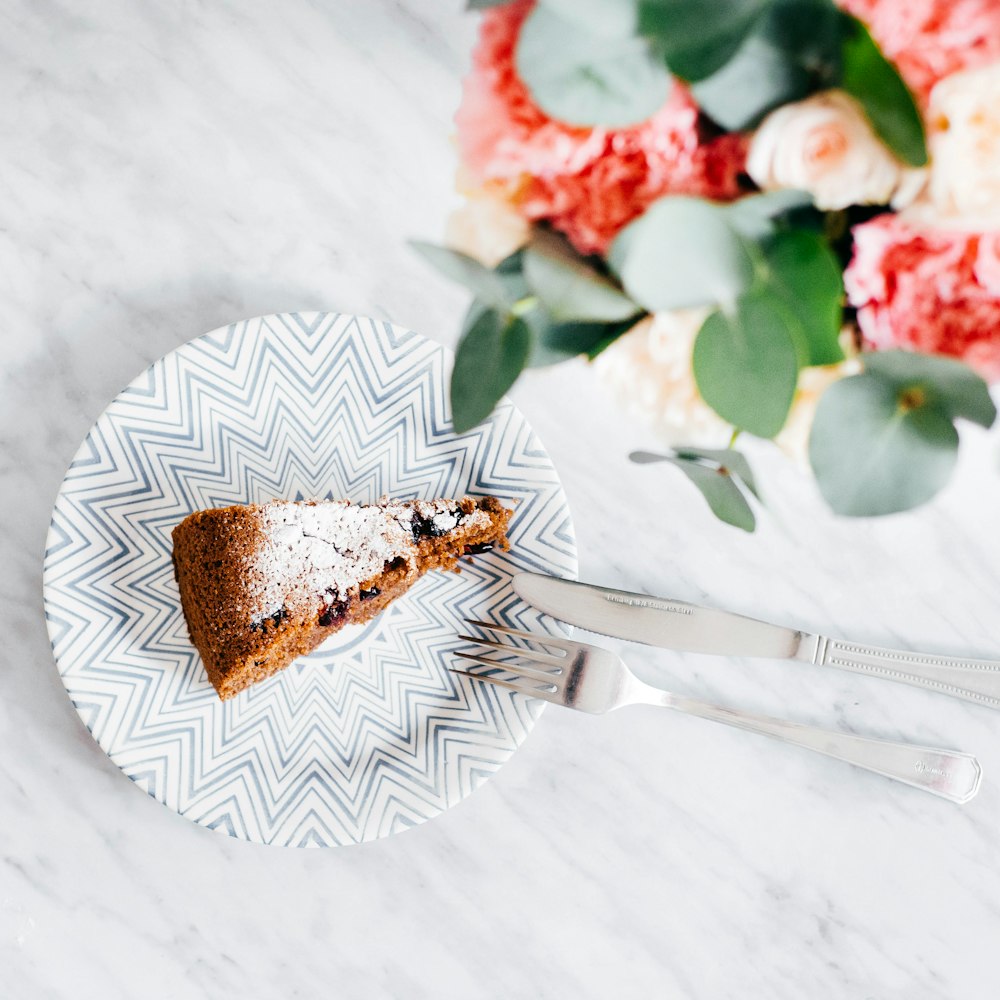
3,1,1000,997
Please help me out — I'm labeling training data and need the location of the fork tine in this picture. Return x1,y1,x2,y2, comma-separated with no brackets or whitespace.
454,649,563,683
456,633,565,668
450,667,557,699
464,619,577,653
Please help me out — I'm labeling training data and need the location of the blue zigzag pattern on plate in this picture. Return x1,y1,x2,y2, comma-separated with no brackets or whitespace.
43,313,577,846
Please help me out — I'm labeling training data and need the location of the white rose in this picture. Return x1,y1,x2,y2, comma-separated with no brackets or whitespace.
747,90,909,210
596,310,861,462
775,354,862,466
925,63,1000,227
593,309,732,449
444,189,529,267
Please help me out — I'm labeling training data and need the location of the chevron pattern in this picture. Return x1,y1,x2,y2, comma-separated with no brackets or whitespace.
43,313,577,846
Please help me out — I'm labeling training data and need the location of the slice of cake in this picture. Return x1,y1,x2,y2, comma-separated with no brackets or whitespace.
172,496,512,700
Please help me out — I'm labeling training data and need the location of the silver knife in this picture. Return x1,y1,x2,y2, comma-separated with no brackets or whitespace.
512,573,1000,710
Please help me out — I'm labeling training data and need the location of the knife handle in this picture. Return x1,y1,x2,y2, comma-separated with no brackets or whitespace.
659,692,982,804
807,636,1000,709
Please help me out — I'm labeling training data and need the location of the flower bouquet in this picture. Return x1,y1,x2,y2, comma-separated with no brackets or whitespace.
413,0,1000,530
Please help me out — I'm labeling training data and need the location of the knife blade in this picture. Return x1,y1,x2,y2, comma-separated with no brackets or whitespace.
512,573,1000,709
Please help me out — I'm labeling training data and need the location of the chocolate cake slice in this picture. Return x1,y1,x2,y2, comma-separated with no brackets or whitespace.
172,496,512,700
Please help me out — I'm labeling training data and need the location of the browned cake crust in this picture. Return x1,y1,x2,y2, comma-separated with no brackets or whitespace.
172,496,512,700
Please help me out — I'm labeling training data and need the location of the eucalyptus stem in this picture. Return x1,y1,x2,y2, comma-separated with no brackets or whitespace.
511,295,539,317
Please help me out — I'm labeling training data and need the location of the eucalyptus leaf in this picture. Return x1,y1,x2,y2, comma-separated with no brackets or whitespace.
524,230,640,323
631,450,757,529
519,301,638,366
450,309,531,432
809,372,958,516
516,3,671,127
467,0,515,8
525,335,577,369
459,298,491,345
520,304,583,368
586,330,631,360
542,0,638,35
673,446,760,499
609,196,756,311
691,35,800,131
639,0,767,82
763,230,845,366
840,15,927,167
724,190,814,240
544,316,638,357
692,289,802,438
668,456,757,531
863,351,997,428
691,0,843,130
410,241,514,310
495,248,525,275
494,248,531,302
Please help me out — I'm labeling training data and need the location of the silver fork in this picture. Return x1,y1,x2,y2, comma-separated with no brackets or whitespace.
454,622,982,804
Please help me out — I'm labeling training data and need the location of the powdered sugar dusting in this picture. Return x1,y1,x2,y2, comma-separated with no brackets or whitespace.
246,499,491,622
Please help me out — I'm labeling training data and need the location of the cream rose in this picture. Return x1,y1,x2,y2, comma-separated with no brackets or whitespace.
747,90,909,210
596,310,860,460
593,309,732,449
445,188,529,267
925,63,1000,226
775,355,861,466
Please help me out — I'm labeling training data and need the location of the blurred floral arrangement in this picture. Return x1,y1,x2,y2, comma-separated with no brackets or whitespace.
413,0,1000,530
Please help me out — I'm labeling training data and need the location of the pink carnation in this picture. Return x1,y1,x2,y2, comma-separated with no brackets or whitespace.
837,0,1000,105
845,214,1000,381
455,0,748,255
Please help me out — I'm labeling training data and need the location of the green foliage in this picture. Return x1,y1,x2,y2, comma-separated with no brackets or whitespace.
414,240,643,426
809,352,995,516
450,308,531,433
609,197,756,311
762,230,845,366
689,0,843,130
543,0,639,35
862,352,997,428
631,448,760,531
507,0,928,168
523,230,641,322
692,287,802,438
515,2,671,127
840,15,928,166
809,374,957,516
603,191,854,441
675,446,761,499
536,315,639,359
723,189,814,240
674,459,758,530
409,241,517,310
639,0,767,82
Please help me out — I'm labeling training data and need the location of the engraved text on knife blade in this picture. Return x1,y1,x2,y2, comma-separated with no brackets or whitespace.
604,594,693,615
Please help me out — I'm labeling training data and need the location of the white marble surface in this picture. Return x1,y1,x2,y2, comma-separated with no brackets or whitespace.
4,1,1000,997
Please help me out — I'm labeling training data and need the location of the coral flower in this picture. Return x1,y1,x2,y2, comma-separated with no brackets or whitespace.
455,0,747,255
837,0,1000,105
846,214,1000,381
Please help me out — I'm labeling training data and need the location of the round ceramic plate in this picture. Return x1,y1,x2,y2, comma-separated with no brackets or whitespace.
43,313,576,846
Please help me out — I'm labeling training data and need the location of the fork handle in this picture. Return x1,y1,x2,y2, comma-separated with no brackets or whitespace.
656,692,981,804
